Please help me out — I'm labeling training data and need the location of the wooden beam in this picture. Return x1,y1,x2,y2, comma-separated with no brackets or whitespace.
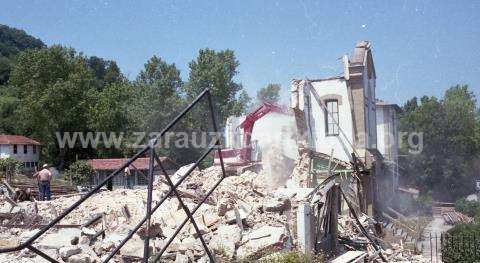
330,184,340,255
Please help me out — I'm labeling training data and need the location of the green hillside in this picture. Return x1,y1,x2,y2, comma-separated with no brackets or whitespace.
0,24,45,84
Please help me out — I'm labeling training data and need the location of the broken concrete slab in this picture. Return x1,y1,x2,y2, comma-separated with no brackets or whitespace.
262,197,291,213
120,237,153,259
81,227,96,236
68,253,93,263
237,225,288,259
174,253,189,263
59,245,82,260
225,201,252,224
38,228,82,250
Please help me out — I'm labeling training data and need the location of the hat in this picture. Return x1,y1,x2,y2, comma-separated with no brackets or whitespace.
42,164,48,168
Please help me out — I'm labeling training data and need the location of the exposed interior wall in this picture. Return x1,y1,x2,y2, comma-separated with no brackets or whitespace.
306,79,355,163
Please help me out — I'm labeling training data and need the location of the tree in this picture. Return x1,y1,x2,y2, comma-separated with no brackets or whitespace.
256,83,281,104
0,24,45,85
88,81,135,158
0,90,19,134
183,48,247,126
7,45,129,168
87,56,124,89
133,55,184,134
399,85,479,201
232,89,252,116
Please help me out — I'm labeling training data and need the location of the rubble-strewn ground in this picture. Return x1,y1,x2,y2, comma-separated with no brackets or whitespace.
1,165,429,262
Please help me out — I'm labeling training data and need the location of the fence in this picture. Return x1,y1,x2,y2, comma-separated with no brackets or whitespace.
0,89,227,263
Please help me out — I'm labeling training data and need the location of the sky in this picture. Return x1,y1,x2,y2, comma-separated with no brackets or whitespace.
1,0,480,105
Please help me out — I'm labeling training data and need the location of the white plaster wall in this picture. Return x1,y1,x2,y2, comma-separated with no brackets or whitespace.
376,108,387,156
306,79,355,163
0,144,40,162
0,144,12,158
224,116,245,149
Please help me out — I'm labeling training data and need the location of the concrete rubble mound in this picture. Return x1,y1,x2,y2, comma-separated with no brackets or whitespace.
0,162,429,262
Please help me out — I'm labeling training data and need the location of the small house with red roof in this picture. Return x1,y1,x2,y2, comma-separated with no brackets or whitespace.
0,135,41,170
86,157,178,187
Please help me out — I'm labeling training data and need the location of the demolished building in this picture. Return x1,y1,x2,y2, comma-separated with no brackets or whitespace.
291,41,381,216
0,42,427,263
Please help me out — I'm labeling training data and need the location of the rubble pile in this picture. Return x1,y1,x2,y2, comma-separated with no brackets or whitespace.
0,162,431,262
337,215,427,262
0,167,299,262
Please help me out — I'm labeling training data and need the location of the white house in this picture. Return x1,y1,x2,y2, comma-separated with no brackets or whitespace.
0,135,41,170
291,41,378,165
376,100,401,195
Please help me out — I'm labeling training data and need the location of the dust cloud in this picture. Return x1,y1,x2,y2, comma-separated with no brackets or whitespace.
251,113,299,189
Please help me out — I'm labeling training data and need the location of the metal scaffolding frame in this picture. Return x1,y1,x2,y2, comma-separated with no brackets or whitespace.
0,89,226,263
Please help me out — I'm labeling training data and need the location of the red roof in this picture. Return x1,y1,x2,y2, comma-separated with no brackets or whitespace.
0,135,41,145
87,157,177,171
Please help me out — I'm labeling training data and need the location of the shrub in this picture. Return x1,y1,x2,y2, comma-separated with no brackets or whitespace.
63,160,94,185
455,198,480,217
0,157,22,178
441,223,480,263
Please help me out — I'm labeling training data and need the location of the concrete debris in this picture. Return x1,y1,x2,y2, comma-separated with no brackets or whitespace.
237,225,289,259
337,214,427,262
290,152,312,188
262,197,291,213
0,162,429,262
59,245,82,260
174,253,189,263
68,253,92,263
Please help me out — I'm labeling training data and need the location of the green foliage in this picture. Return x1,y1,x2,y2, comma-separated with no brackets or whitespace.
232,89,252,116
259,252,325,263
184,48,248,124
0,90,19,134
133,55,184,134
63,160,94,185
455,198,480,218
0,157,23,178
257,83,281,105
441,223,480,262
0,25,258,170
399,85,479,200
87,56,124,89
4,45,131,168
0,24,45,84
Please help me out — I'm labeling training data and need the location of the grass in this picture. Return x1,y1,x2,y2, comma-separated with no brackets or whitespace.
259,251,326,263
232,250,325,263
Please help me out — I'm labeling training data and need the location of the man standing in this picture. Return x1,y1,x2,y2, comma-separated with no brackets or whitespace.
124,166,133,189
34,164,52,201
